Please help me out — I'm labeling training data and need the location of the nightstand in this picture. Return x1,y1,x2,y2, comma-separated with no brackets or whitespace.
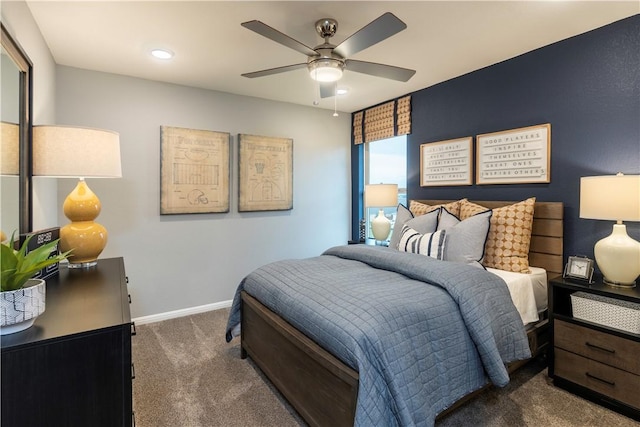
348,238,389,246
548,276,640,421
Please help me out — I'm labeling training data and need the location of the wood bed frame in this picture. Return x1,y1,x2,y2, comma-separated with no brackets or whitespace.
240,200,564,426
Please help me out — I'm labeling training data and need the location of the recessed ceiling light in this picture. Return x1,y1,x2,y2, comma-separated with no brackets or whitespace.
336,88,348,96
151,49,174,60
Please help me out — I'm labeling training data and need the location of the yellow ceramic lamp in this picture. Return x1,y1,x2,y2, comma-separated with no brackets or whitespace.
33,125,121,268
60,179,108,267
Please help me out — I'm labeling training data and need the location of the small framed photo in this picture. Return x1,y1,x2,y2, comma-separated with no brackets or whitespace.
563,256,594,283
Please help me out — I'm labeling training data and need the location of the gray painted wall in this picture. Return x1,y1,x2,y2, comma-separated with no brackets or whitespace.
55,66,351,318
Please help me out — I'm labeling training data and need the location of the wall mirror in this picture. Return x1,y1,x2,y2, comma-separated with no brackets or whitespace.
1,23,33,239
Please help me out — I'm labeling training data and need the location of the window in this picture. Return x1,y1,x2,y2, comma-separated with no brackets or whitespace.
364,135,407,241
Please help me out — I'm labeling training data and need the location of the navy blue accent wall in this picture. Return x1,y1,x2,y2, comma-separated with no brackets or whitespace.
352,15,639,265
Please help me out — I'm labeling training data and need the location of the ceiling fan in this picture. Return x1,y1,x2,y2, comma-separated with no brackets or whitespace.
241,12,416,98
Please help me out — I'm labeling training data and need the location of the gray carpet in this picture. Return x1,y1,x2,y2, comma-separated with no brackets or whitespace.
132,308,639,426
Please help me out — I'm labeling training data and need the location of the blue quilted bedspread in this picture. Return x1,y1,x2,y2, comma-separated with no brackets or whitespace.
226,245,531,426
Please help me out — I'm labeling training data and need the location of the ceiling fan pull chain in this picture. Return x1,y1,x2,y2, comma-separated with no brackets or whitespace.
313,79,320,106
333,82,339,117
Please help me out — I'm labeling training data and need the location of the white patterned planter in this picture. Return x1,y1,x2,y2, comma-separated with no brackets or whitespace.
1,279,46,335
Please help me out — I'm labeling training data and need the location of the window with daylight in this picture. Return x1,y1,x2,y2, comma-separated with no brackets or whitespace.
364,135,407,241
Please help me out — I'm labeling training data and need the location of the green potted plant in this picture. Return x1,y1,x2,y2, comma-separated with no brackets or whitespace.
1,233,71,335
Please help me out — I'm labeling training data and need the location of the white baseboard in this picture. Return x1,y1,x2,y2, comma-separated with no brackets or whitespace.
132,300,232,325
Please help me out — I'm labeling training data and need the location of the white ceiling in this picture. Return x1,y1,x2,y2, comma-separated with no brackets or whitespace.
26,1,638,113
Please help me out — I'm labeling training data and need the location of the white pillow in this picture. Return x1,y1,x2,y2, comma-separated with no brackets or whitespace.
397,225,446,260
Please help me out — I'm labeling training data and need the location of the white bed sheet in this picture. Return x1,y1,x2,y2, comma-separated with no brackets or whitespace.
487,266,548,325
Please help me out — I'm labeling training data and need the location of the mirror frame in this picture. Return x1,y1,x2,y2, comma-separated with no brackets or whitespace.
1,23,33,234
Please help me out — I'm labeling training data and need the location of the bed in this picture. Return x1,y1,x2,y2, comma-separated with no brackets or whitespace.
226,199,564,426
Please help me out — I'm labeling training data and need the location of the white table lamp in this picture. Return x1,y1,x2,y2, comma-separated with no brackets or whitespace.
580,173,640,287
365,184,398,242
33,125,122,268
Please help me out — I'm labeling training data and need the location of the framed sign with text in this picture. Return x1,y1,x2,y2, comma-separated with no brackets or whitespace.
476,123,551,185
420,137,472,186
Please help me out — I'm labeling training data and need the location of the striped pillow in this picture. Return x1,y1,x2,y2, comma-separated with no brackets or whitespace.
397,225,446,260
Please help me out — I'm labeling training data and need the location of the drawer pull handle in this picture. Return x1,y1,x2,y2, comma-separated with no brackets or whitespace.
131,322,137,336
585,372,615,387
585,341,615,354
131,362,136,380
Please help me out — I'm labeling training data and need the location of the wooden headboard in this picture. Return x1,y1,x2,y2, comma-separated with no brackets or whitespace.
414,200,564,277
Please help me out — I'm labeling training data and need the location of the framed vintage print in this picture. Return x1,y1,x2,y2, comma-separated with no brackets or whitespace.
238,134,293,212
160,126,230,214
476,123,551,185
563,255,594,283
420,137,472,186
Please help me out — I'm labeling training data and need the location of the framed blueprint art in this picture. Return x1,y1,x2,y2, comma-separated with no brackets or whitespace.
238,134,293,212
160,126,230,214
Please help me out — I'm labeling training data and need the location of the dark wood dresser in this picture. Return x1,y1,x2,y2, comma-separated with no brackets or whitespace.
548,276,640,421
1,257,135,427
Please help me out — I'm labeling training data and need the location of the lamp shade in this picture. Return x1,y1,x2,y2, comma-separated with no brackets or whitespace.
580,174,640,222
365,184,398,207
0,122,19,176
33,125,122,178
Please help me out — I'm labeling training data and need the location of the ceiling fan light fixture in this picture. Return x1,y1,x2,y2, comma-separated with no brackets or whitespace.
308,59,344,82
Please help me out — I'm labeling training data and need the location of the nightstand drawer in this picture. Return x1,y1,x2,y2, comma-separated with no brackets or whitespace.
555,348,640,409
555,319,640,375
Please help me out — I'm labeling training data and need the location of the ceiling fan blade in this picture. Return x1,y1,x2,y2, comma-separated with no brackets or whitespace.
346,59,415,82
319,82,334,99
242,20,317,57
334,13,407,58
242,63,308,78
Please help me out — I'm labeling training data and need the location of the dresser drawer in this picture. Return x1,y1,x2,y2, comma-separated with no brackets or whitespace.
555,348,640,409
555,320,640,375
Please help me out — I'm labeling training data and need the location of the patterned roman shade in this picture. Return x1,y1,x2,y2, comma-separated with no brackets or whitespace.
353,95,412,144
